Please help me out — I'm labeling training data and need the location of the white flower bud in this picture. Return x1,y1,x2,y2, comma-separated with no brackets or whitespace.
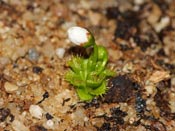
67,26,89,46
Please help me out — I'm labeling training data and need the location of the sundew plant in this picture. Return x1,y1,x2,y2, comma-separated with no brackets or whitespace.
65,26,115,101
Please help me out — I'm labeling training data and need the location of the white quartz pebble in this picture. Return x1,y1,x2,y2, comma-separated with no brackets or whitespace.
29,105,43,119
56,48,65,58
46,119,54,127
155,16,170,32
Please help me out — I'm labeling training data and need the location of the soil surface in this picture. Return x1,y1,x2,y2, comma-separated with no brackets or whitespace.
0,0,175,131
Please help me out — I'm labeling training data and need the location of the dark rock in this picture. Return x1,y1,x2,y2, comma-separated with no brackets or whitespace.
135,93,146,113
0,108,10,122
32,66,43,74
45,113,53,120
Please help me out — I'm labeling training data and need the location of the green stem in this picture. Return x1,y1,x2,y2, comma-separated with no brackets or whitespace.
92,44,98,62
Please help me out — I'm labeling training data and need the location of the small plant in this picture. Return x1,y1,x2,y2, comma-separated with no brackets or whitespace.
65,26,115,101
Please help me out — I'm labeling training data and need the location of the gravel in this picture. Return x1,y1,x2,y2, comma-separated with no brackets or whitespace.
0,0,175,130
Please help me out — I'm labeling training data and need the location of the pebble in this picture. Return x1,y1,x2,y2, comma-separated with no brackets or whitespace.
4,82,18,93
84,117,89,122
145,85,157,96
122,62,134,73
148,70,170,83
154,16,170,32
46,119,54,127
12,119,29,131
55,48,65,59
29,105,43,119
28,48,39,61
71,108,86,126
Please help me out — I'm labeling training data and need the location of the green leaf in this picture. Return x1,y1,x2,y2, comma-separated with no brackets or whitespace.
102,69,116,77
68,57,82,73
89,81,107,96
65,70,83,88
86,79,102,88
76,88,94,101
